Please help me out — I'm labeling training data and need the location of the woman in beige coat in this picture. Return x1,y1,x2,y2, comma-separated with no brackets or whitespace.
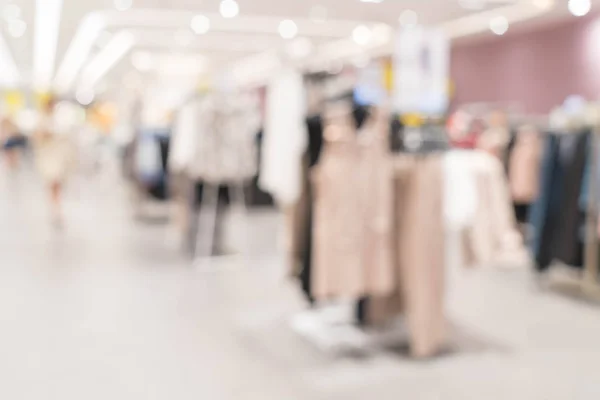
34,98,74,227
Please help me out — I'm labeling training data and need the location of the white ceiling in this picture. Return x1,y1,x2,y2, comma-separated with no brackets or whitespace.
0,0,594,93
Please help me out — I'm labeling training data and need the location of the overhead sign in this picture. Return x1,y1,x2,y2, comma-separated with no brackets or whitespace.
354,60,387,106
393,26,449,115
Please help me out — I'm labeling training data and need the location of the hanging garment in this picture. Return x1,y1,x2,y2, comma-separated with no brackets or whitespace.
245,130,275,207
311,114,364,299
286,153,310,277
578,134,600,213
169,98,200,174
398,157,445,358
509,126,542,204
443,150,478,232
136,132,164,185
311,108,394,300
297,115,325,303
297,104,402,305
530,131,590,270
356,108,395,295
190,93,261,184
259,68,308,205
366,156,446,358
306,115,325,167
147,133,171,200
464,152,526,268
442,150,526,268
477,126,510,160
529,134,559,261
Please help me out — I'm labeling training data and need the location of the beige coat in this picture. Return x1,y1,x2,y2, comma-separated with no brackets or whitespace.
34,115,75,184
311,109,394,300
509,126,542,204
366,156,446,358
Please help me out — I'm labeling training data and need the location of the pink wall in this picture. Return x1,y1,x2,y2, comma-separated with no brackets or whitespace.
451,14,600,113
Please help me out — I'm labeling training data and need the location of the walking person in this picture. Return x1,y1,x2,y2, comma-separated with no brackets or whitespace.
33,98,75,227
1,115,24,171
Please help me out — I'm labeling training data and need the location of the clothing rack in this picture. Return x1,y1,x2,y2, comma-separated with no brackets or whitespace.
291,107,450,357
583,127,600,299
540,125,600,301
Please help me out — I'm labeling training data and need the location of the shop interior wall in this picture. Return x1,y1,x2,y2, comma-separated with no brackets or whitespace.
450,13,600,113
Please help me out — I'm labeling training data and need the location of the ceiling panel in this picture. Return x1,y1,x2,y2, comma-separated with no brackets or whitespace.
0,0,596,89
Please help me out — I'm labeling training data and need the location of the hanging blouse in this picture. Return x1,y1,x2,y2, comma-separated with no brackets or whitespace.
190,93,261,183
169,98,199,174
260,68,308,206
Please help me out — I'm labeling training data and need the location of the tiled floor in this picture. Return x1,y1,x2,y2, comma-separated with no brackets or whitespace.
1,164,600,399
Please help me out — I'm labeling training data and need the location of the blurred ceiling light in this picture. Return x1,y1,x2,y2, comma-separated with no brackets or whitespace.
2,4,21,21
399,9,418,27
533,0,554,10
131,51,152,71
279,19,298,39
309,5,328,23
34,0,64,90
114,0,133,12
75,87,95,106
568,0,591,16
54,13,105,93
191,14,210,34
458,0,485,10
220,0,239,18
352,25,372,45
80,30,135,88
286,37,312,58
7,19,26,38
360,0,384,3
489,15,509,35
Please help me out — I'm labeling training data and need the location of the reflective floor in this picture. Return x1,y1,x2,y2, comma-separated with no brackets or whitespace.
1,162,600,399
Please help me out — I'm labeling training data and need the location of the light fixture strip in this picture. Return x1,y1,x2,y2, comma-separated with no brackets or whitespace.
80,31,136,88
33,0,64,90
54,14,106,93
53,9,365,93
0,33,20,87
